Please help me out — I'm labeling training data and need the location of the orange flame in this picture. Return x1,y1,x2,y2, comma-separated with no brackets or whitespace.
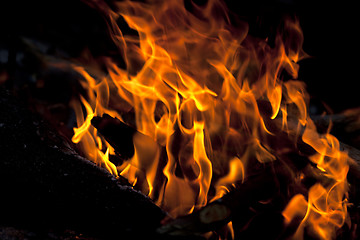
283,120,349,239
212,157,244,201
68,0,349,238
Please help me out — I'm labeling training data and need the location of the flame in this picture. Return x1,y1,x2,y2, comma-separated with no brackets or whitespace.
68,0,350,238
212,157,244,201
71,68,118,176
283,119,349,239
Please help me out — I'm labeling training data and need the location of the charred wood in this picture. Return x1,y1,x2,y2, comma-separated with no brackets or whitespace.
0,89,167,239
91,114,136,161
91,114,168,201
311,111,360,150
157,161,294,239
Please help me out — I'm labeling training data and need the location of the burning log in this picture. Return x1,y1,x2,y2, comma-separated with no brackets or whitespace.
311,111,360,150
92,114,294,238
91,113,168,200
156,144,359,239
91,114,137,161
156,162,294,238
92,110,360,184
92,112,360,239
0,89,168,239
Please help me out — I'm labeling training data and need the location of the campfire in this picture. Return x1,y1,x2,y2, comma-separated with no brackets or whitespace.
0,0,359,239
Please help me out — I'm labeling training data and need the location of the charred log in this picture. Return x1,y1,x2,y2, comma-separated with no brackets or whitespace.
0,89,167,239
91,114,136,161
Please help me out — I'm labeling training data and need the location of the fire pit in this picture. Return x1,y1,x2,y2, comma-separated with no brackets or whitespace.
0,0,359,239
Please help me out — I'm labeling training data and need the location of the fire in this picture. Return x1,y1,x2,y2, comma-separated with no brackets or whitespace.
282,119,349,239
69,0,350,238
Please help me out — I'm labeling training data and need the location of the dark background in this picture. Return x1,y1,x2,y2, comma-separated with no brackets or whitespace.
296,0,359,114
227,0,360,114
0,0,359,114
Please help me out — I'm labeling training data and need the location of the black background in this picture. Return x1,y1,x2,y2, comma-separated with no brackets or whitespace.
0,0,359,113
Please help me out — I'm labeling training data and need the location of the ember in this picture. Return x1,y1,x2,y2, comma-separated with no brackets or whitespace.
0,0,359,239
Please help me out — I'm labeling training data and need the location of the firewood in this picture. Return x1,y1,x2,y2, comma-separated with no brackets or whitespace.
91,114,169,201
92,114,295,238
156,161,296,238
156,152,355,239
157,124,360,239
156,147,358,239
311,112,360,150
268,116,360,182
92,107,360,239
91,114,137,161
0,89,167,239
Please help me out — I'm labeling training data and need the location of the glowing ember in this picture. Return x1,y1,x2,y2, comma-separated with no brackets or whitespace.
70,0,350,238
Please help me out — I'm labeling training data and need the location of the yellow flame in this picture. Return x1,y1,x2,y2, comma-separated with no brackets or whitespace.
67,0,349,236
282,118,349,239
212,157,244,201
72,96,94,144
